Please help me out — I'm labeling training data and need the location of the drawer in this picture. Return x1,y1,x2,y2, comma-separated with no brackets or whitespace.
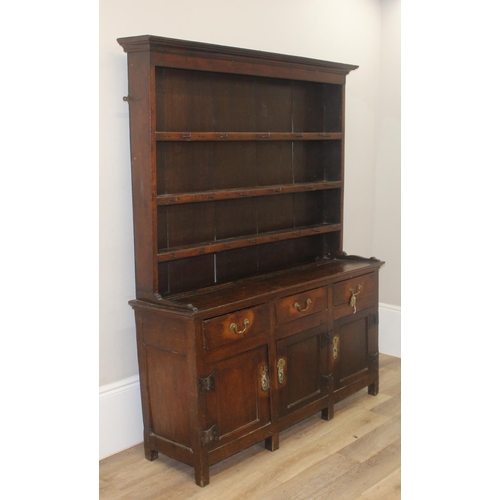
333,272,377,319
203,304,270,350
275,286,327,324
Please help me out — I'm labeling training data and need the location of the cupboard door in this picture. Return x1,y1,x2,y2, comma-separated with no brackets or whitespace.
276,325,330,418
332,306,379,396
204,346,271,451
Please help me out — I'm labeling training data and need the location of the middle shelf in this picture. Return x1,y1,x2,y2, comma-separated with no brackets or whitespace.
156,181,342,205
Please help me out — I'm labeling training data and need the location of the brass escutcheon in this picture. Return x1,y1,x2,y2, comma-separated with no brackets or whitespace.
260,366,270,391
277,358,286,384
333,336,339,360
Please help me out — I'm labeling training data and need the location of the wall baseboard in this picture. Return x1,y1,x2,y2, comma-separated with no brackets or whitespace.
99,301,401,460
99,375,143,460
379,302,401,358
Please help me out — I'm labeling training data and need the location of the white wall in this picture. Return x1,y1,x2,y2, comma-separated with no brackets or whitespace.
99,0,401,457
372,0,401,307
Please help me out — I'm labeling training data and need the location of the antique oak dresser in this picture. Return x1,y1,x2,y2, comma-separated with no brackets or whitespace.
117,34,384,487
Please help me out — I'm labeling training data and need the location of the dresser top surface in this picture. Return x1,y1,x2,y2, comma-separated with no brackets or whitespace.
148,258,383,315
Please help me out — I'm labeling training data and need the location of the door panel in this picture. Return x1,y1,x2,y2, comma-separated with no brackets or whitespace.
276,325,330,418
205,346,271,449
333,306,378,391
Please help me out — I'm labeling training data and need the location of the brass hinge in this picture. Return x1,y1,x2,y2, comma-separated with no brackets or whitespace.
198,372,216,393
201,424,218,446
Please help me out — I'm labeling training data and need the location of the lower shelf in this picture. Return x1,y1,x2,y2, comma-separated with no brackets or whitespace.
157,223,341,262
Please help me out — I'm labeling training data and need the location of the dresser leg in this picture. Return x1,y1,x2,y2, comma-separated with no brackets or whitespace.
194,462,210,487
144,440,158,461
368,381,379,396
368,352,380,396
265,434,279,452
321,403,334,421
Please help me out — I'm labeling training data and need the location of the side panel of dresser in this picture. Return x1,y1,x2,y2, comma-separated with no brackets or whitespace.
131,306,195,460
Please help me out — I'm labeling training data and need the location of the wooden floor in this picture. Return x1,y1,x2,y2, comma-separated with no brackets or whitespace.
100,354,401,500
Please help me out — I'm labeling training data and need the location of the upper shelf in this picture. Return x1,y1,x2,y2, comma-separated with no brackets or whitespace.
155,132,343,142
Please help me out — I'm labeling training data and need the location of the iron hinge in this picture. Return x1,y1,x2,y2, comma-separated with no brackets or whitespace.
369,352,380,365
321,332,332,348
322,373,333,386
198,372,216,393
201,424,218,446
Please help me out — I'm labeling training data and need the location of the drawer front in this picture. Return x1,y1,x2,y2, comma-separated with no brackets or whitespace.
203,304,270,350
275,286,327,324
333,272,377,319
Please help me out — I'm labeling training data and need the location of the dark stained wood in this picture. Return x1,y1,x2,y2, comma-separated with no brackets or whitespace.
145,346,192,448
255,77,293,131
276,325,330,418
333,271,378,306
168,255,215,294
203,304,271,350
156,181,342,206
124,51,157,299
156,223,342,263
118,34,383,487
118,35,358,85
333,306,379,401
215,247,260,284
156,142,214,196
205,347,271,448
275,286,327,324
155,132,344,141
169,259,383,315
155,67,214,132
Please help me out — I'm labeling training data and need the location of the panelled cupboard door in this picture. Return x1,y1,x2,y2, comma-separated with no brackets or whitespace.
332,305,378,393
276,325,330,418
204,346,271,451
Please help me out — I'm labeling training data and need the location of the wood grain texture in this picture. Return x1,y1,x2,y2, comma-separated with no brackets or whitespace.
100,354,400,499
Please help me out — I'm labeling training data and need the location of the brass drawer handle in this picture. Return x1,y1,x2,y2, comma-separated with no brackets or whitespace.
277,358,286,384
260,366,270,391
294,298,312,312
348,285,362,314
229,318,250,335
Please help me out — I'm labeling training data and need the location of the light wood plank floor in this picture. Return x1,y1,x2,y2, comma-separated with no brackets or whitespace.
100,354,401,500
